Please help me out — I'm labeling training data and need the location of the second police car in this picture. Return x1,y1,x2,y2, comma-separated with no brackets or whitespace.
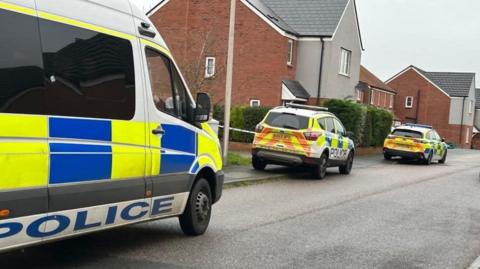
383,123,448,164
252,104,355,179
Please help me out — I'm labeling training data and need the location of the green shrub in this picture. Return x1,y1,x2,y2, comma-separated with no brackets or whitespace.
324,99,393,147
213,105,270,143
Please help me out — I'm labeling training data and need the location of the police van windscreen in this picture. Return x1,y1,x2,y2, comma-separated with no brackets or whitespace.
392,129,423,139
265,112,309,130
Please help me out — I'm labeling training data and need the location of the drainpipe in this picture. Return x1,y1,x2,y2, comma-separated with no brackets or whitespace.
316,37,325,105
415,89,421,123
459,97,466,147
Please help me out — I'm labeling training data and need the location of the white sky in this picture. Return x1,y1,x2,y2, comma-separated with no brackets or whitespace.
356,0,480,85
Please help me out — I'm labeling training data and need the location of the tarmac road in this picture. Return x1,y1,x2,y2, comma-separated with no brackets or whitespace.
2,150,480,269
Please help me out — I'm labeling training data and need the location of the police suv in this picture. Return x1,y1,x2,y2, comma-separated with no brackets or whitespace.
252,104,355,179
0,0,223,252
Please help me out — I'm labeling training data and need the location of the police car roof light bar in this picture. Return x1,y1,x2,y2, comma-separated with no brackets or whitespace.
285,103,329,112
404,123,433,129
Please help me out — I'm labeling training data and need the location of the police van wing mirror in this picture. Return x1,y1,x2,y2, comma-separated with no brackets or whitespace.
195,92,211,123
345,131,354,138
441,138,446,142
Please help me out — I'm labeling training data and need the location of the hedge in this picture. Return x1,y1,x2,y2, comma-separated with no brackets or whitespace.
324,100,393,147
214,100,393,147
213,105,270,143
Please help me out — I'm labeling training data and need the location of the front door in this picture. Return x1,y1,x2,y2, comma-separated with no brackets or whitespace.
142,42,197,218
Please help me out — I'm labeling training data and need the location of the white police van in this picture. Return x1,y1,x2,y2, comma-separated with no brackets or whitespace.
0,0,223,252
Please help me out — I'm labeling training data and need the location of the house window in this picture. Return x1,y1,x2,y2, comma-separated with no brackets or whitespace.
205,57,216,78
339,48,351,76
250,99,261,107
389,95,394,109
405,96,414,108
371,90,375,105
287,40,294,66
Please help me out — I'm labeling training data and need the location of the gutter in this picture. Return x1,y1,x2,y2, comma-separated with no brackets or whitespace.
316,37,325,105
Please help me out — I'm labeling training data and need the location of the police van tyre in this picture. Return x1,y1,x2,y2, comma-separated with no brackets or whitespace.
179,178,212,236
339,152,354,175
313,153,328,180
439,150,447,164
252,155,267,171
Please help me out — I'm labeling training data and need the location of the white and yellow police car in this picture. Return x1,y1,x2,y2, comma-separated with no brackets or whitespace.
383,124,448,164
0,0,223,252
252,104,355,179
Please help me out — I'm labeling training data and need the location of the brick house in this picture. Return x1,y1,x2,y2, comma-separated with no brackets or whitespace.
357,65,396,111
147,0,363,107
472,89,480,149
386,65,476,148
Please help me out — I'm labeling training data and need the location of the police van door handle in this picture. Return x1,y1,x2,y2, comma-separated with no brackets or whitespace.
152,126,165,135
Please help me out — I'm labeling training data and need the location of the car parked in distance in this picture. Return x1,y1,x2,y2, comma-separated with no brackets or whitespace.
383,124,448,164
252,104,355,179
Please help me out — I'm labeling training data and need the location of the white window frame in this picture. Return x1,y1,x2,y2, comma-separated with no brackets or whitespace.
205,57,216,78
466,128,470,144
250,99,261,107
405,96,414,108
287,39,294,66
389,94,394,109
469,100,474,114
339,48,352,76
370,90,375,105
356,90,362,101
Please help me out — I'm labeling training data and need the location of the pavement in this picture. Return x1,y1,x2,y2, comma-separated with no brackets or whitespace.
2,149,480,269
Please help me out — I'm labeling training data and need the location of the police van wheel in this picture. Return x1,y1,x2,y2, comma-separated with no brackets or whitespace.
439,150,447,164
179,178,212,236
313,153,328,180
339,153,354,175
252,156,267,170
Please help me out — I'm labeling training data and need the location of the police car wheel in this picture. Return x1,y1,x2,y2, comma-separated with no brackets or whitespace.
252,156,267,170
424,151,433,165
179,178,212,236
439,150,447,164
339,153,354,175
313,153,328,179
384,153,392,160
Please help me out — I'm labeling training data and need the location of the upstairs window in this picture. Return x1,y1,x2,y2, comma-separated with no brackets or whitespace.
389,95,394,109
287,40,294,66
205,57,215,78
405,96,414,108
339,48,351,76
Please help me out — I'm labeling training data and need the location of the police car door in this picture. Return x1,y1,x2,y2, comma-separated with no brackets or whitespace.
142,43,196,218
333,118,349,161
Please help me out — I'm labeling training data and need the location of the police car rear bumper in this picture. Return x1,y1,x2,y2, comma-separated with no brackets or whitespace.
384,148,424,159
252,149,319,166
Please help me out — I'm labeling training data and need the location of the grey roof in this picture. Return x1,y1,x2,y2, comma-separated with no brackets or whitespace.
283,80,310,99
412,66,475,97
246,0,349,37
476,88,480,109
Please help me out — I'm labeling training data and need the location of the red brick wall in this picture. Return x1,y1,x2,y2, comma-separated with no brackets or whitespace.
387,68,471,148
149,0,295,107
369,88,394,110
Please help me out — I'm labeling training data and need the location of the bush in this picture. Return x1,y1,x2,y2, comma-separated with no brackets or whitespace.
324,99,393,147
213,105,270,143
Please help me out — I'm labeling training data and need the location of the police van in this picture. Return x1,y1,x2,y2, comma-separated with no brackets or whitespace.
0,0,223,252
252,104,355,179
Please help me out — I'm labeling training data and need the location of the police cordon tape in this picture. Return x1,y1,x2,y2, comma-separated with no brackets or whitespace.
219,125,256,135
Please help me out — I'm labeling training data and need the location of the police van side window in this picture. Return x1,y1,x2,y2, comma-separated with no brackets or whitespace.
145,48,193,123
38,19,136,120
0,9,46,115
318,118,326,130
334,119,346,136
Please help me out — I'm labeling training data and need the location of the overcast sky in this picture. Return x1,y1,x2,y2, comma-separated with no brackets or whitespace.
356,0,480,85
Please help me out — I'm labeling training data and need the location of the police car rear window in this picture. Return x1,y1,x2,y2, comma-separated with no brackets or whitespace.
265,112,309,130
392,129,423,139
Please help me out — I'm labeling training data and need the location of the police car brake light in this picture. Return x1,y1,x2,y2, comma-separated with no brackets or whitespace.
304,131,323,141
